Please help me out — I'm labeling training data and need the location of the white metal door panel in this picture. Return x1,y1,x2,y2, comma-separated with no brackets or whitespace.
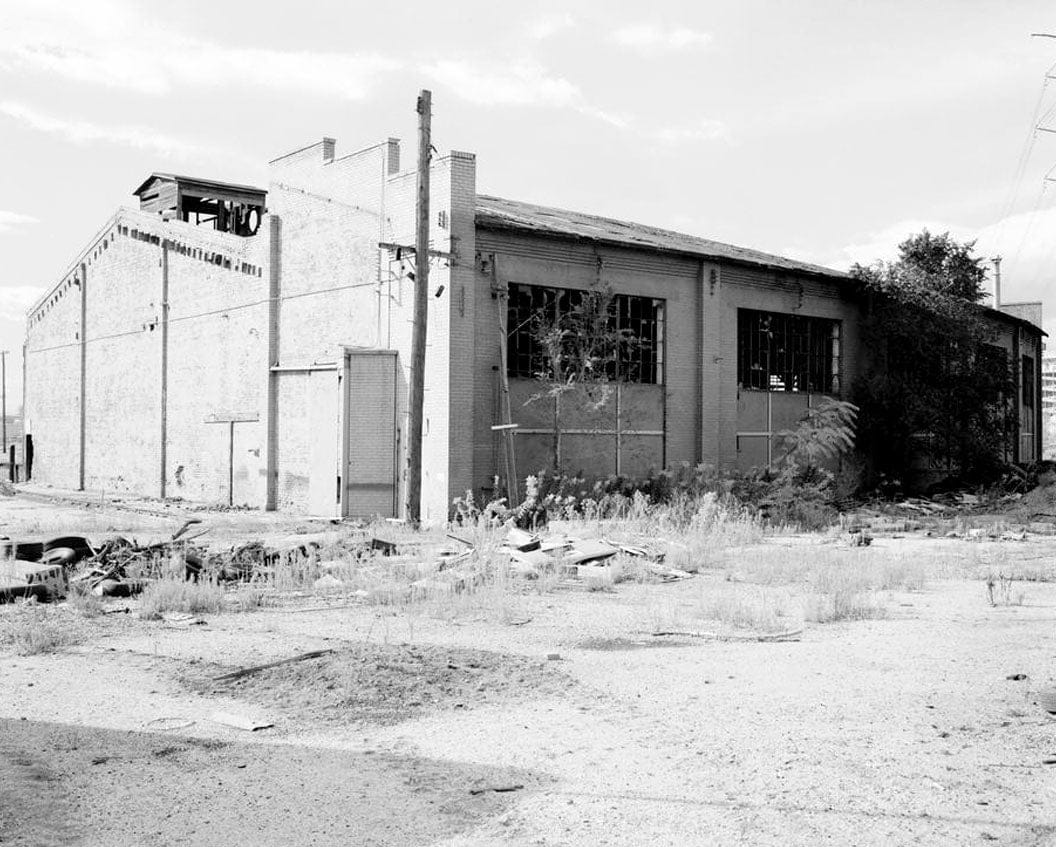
307,370,340,516
346,353,397,518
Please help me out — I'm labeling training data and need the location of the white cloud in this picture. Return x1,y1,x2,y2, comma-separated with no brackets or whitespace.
578,105,632,130
0,1,399,100
527,12,577,40
0,101,229,161
0,211,38,234
611,23,711,53
784,205,1056,319
423,59,580,107
787,219,978,270
646,117,729,144
0,285,46,322
423,59,725,143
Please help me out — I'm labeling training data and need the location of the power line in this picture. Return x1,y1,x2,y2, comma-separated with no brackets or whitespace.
24,279,386,357
994,69,1054,245
1007,180,1050,281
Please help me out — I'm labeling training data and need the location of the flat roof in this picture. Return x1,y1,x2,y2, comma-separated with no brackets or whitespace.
475,195,848,280
133,172,267,198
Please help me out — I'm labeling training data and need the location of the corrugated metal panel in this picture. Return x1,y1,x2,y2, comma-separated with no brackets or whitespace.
346,352,397,518
722,265,840,300
476,230,698,279
476,195,849,281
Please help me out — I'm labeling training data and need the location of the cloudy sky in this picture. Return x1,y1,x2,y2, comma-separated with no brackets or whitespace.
3,0,1056,407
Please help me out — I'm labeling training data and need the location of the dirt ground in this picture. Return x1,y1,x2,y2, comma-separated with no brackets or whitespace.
2,490,1056,846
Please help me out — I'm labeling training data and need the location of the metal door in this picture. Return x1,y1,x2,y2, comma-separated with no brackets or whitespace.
344,351,398,518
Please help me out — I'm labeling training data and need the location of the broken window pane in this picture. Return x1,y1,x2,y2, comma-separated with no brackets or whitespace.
737,308,841,394
506,283,665,384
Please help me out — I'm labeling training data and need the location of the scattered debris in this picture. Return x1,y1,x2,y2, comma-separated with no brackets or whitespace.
370,538,398,556
313,574,344,591
212,649,336,683
506,527,540,551
847,530,872,547
469,783,524,796
566,539,619,565
651,628,803,643
145,718,196,732
1037,690,1056,715
208,711,274,732
161,612,205,627
0,561,67,603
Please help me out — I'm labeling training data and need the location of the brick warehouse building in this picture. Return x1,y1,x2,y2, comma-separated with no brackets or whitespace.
24,135,1045,519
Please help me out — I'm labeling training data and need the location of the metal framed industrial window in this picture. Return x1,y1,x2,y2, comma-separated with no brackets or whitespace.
737,308,841,394
506,283,665,384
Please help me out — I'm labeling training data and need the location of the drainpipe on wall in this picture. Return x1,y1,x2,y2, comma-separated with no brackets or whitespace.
265,215,282,510
78,261,87,491
159,241,169,499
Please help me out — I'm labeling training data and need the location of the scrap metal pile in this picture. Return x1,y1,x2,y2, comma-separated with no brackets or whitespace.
0,516,695,606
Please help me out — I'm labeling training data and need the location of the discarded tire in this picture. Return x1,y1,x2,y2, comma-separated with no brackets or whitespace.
43,536,94,561
184,553,203,582
96,579,148,598
0,583,49,603
40,547,80,567
0,540,44,562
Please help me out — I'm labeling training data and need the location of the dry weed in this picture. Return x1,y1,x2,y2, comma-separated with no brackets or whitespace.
67,584,105,617
0,605,82,655
986,573,1026,606
806,565,886,622
693,584,801,633
139,579,224,619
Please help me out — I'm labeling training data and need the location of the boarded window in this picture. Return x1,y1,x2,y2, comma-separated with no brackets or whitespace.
737,309,841,394
1022,355,1035,408
506,283,665,384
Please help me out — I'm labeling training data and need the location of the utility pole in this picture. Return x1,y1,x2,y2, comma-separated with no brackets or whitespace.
992,255,1002,307
406,89,431,524
1,350,8,466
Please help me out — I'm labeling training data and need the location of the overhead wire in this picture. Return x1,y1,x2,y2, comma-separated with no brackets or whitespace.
1002,61,1056,285
24,279,387,356
1007,179,1050,281
994,66,1053,244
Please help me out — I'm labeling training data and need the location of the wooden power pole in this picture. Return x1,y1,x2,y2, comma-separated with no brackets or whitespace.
406,89,432,523
1,350,7,469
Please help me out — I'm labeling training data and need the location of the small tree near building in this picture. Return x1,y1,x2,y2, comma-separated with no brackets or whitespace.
851,229,1015,487
525,283,636,471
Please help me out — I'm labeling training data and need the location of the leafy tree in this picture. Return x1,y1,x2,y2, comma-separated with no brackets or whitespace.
525,283,635,470
851,231,1014,488
896,230,988,302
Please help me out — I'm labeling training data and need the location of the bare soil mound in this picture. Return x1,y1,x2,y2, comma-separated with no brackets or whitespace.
194,641,574,725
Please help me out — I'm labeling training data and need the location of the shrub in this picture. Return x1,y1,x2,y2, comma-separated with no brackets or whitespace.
455,461,846,532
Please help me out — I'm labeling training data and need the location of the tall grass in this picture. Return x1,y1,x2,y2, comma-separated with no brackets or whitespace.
692,584,801,633
805,565,886,622
0,606,83,655
139,580,225,619
68,583,106,617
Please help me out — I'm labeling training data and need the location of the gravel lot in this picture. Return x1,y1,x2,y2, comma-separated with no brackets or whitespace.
1,492,1055,845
